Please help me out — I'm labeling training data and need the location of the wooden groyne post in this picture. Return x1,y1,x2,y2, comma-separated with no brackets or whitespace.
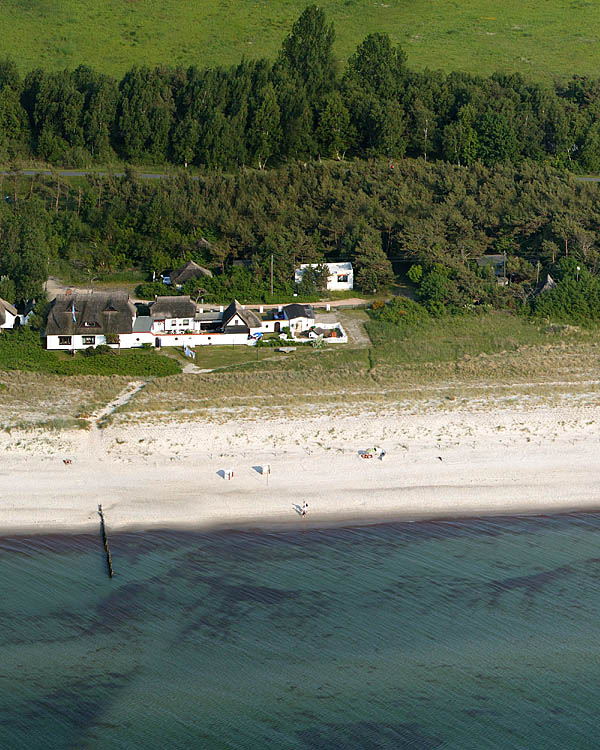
98,504,114,578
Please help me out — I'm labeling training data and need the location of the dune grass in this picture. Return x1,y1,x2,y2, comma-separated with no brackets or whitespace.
2,0,599,83
0,371,130,430
106,311,600,424
364,312,590,365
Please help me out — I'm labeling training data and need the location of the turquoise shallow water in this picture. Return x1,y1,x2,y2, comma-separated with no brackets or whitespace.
1,514,600,749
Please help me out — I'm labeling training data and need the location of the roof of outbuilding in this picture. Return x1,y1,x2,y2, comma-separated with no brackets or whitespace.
283,303,314,320
132,316,152,333
45,293,136,336
170,260,213,285
150,296,197,319
222,300,262,329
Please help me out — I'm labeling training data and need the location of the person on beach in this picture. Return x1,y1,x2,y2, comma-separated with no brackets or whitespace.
301,502,309,517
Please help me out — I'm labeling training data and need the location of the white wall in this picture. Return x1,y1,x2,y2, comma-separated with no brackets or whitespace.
0,311,17,330
326,270,353,291
47,330,256,350
118,332,154,348
154,332,255,347
47,334,107,350
152,316,197,333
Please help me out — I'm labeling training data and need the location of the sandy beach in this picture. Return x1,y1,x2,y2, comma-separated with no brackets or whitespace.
2,399,600,534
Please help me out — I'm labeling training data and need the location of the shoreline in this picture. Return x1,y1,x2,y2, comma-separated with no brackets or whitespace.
3,504,600,539
2,400,600,535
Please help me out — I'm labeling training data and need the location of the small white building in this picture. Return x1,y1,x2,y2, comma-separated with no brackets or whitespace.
0,298,18,331
260,303,315,336
295,262,353,291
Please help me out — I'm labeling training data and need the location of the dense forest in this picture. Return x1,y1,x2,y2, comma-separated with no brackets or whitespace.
1,6,600,172
2,158,600,325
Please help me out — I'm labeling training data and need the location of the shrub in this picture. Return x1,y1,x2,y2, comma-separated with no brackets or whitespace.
407,264,423,284
369,296,431,329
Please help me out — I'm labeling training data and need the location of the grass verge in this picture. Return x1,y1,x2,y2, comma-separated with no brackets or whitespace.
0,330,181,377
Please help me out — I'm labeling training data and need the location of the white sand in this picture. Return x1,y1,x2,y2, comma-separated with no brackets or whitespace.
2,401,600,534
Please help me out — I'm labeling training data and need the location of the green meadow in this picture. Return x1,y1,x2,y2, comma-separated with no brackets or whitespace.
1,0,598,82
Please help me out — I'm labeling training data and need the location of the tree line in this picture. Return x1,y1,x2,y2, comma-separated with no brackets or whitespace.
2,158,600,313
2,6,600,171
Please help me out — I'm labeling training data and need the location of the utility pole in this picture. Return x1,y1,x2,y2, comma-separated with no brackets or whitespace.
270,254,274,296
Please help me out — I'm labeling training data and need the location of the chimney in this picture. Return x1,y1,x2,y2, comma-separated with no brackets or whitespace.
278,305,283,312
219,305,223,312
326,303,331,312
199,307,203,314
259,305,264,313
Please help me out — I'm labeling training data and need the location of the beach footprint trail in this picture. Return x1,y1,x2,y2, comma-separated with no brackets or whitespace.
93,380,148,429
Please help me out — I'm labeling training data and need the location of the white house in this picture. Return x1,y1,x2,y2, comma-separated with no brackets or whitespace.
260,303,315,336
295,262,354,291
0,298,18,331
45,292,136,350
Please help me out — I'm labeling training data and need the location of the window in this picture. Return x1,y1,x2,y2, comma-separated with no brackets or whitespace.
82,321,98,328
338,274,349,283
58,336,72,346
82,336,95,346
171,320,177,327
182,319,189,326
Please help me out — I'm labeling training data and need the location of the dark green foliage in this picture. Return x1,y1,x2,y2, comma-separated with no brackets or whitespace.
277,6,336,103
0,328,180,375
352,230,395,292
136,281,180,299
4,157,600,326
0,199,55,302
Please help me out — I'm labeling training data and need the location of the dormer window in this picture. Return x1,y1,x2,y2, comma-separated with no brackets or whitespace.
82,321,98,327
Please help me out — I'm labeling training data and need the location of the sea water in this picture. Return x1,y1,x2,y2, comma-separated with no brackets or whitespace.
1,514,600,749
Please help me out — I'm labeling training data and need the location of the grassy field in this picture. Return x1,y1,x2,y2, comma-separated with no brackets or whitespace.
2,0,599,82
